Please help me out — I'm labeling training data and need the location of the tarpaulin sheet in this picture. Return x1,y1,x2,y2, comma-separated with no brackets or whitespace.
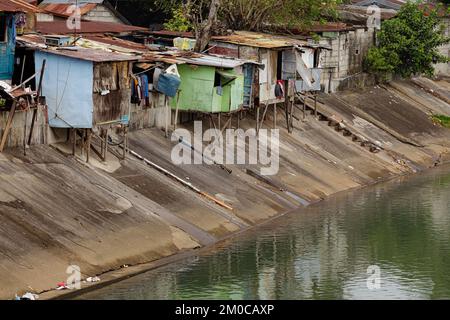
35,51,94,128
156,73,181,98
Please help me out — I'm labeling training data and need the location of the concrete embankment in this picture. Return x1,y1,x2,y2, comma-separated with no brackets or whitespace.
1,77,450,299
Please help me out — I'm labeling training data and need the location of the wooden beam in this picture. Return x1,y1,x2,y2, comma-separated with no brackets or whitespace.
0,102,17,152
28,59,46,146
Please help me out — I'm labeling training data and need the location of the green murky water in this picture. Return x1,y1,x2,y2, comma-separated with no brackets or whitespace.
79,165,450,300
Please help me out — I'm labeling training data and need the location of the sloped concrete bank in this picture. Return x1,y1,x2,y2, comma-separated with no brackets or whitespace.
1,77,450,299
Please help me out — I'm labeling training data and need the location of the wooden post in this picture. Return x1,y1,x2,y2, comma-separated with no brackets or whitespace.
314,94,318,118
165,96,169,138
237,110,240,129
289,99,294,129
81,129,86,157
104,128,108,160
86,129,91,163
0,102,17,152
284,80,291,133
23,106,28,156
72,128,76,156
273,103,277,129
28,59,46,146
173,91,180,131
20,55,27,84
257,103,269,134
256,106,260,134
303,94,306,121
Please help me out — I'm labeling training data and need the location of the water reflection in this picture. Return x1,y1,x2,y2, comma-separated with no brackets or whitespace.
79,166,450,300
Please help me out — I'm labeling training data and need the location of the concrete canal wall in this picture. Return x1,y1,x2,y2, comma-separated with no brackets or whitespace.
1,77,450,299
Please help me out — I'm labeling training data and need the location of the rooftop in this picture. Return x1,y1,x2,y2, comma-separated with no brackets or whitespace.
36,20,148,35
17,34,139,63
17,34,256,68
212,31,325,49
0,0,40,13
39,2,98,18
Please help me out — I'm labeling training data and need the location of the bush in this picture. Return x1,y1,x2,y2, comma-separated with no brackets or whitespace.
164,6,192,32
365,2,450,78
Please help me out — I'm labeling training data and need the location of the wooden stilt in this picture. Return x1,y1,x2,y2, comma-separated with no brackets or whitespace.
23,107,28,156
164,96,169,138
256,107,260,134
273,103,277,129
173,92,180,131
284,81,292,133
81,129,86,157
258,103,269,133
72,128,76,156
28,59,46,146
0,102,17,152
314,94,318,118
236,110,240,129
86,129,91,163
104,128,108,160
303,94,307,121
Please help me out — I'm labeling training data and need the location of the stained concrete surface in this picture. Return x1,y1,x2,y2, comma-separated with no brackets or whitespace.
1,78,450,299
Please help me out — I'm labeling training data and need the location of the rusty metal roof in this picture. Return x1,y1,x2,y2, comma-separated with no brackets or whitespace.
39,2,97,17
36,20,148,35
0,0,40,13
213,31,324,49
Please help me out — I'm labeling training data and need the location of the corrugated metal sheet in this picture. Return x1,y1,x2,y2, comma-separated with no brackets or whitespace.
0,0,40,12
39,3,97,17
35,51,94,128
36,20,147,34
37,47,139,63
213,31,321,49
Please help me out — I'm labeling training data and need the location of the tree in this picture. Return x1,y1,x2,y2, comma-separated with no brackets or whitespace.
186,0,221,52
220,0,341,31
159,0,340,52
365,2,450,78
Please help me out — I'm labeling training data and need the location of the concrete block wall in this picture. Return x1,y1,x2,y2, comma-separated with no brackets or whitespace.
319,27,376,92
128,92,169,132
435,17,450,76
0,107,47,149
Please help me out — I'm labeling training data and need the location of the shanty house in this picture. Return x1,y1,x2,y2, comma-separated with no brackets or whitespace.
0,0,40,80
39,0,129,24
206,31,326,105
33,46,137,129
163,55,254,114
151,31,326,106
0,10,16,80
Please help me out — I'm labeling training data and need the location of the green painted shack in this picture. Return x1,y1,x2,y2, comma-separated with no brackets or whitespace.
173,64,244,113
169,54,255,114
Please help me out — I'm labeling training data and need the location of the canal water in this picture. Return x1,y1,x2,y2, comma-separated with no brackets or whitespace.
79,165,450,300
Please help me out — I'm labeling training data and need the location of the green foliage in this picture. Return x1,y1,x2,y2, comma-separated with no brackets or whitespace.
164,6,193,32
161,0,341,32
432,115,450,128
365,2,450,78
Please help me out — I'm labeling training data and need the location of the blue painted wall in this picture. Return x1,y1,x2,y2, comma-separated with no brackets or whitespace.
35,51,94,128
0,13,16,80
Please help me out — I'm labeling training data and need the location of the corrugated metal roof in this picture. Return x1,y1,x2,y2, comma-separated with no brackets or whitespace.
36,20,148,34
213,31,327,49
17,34,139,62
0,0,40,13
18,33,255,67
39,3,97,17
